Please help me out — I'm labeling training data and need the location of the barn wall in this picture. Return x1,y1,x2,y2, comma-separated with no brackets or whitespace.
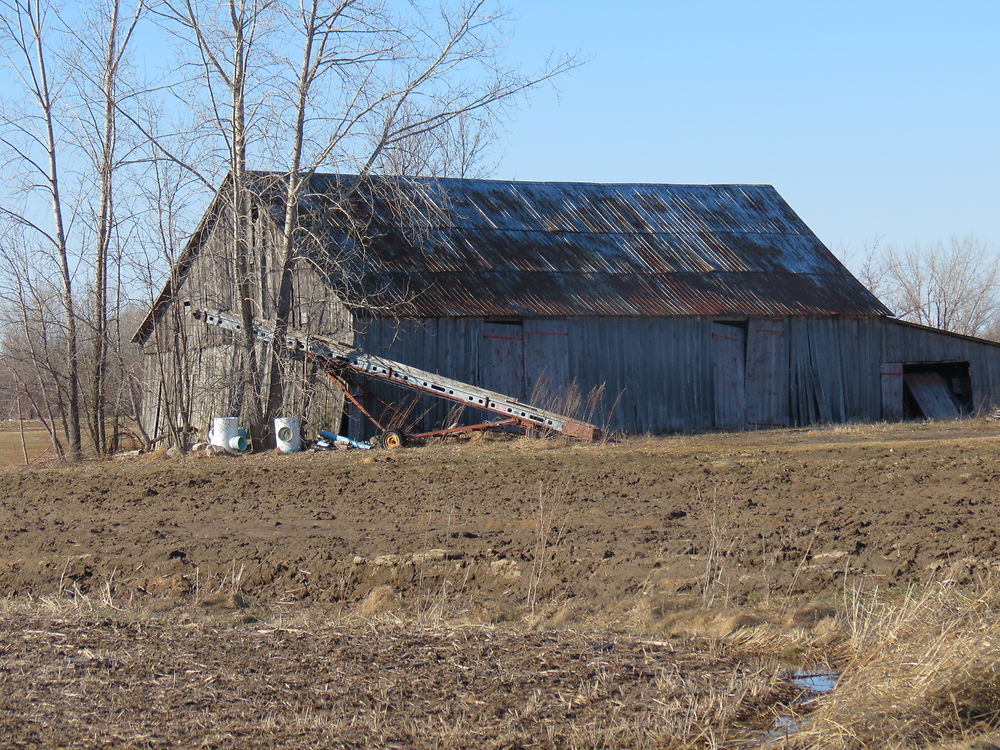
349,317,485,439
876,319,1000,413
351,316,718,437
347,315,1000,438
561,317,715,433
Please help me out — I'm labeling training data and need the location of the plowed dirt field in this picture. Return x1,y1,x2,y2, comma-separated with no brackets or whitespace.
2,419,998,618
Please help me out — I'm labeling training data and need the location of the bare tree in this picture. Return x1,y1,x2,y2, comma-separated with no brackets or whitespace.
0,231,73,455
148,0,573,443
67,0,144,454
0,0,83,455
859,235,1000,338
151,0,283,441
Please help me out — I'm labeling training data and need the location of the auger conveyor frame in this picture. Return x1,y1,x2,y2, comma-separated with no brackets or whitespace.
189,306,601,442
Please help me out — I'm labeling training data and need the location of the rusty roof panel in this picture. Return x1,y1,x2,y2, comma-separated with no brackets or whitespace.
343,271,887,318
265,174,890,319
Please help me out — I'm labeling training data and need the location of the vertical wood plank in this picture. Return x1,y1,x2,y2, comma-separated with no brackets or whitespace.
523,318,569,406
481,322,525,400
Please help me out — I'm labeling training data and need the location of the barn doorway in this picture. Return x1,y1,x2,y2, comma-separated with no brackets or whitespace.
881,361,972,420
712,319,789,430
711,321,746,429
480,319,570,405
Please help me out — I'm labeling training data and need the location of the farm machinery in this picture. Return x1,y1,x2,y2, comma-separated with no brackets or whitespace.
189,306,601,447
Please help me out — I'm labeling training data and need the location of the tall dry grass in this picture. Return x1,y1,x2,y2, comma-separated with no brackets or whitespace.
793,579,1000,749
527,378,622,441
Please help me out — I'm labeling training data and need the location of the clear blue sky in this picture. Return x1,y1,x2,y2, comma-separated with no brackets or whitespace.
491,1,1000,261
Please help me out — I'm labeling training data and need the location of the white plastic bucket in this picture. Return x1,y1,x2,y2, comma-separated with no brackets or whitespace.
209,417,248,453
274,416,302,453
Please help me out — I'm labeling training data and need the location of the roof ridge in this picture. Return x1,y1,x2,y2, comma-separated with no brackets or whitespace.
247,170,776,190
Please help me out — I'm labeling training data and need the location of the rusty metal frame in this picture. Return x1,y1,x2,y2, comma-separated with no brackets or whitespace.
409,419,519,440
323,371,385,433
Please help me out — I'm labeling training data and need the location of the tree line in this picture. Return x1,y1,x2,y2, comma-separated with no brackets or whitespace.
853,235,1000,341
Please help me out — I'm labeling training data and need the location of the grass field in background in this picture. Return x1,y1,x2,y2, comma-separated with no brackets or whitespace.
0,425,54,465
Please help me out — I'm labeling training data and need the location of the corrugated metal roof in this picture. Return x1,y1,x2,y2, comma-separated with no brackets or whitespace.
268,173,888,318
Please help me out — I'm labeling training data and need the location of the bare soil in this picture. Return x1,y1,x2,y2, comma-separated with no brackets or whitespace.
1,420,998,616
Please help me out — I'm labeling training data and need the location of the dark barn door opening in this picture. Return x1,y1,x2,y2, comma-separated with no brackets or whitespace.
882,361,972,420
903,361,972,419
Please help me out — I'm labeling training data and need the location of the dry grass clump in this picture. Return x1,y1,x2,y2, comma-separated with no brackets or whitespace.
355,584,399,616
793,579,1000,749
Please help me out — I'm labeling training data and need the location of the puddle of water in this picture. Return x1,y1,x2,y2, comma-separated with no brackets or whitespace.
790,670,837,694
759,669,838,746
763,715,799,743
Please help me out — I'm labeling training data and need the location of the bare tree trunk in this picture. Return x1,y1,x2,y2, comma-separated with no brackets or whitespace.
75,0,142,455
16,394,28,464
90,2,117,455
264,0,322,428
27,5,82,457
229,3,262,443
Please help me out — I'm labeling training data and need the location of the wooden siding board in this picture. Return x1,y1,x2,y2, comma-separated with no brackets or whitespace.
561,318,715,434
880,363,904,421
565,319,611,430
836,319,862,421
787,318,847,426
814,319,846,422
852,319,884,421
481,322,525,400
788,319,817,426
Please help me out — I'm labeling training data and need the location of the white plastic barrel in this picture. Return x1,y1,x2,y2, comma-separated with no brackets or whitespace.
209,417,248,453
274,416,301,453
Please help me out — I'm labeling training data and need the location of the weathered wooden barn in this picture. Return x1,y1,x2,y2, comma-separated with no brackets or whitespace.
134,173,1000,441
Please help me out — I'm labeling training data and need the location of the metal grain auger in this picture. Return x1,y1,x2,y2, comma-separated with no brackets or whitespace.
188,305,601,446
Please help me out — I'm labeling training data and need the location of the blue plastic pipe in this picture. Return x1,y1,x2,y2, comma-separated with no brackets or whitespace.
318,430,373,450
